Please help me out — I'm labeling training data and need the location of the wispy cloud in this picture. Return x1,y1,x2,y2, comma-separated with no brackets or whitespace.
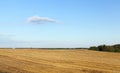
0,33,14,42
0,33,13,39
27,16,58,24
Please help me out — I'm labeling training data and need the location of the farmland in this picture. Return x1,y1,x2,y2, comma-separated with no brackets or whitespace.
0,49,120,73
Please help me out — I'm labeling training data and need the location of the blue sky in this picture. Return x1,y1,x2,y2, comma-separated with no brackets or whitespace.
0,0,120,48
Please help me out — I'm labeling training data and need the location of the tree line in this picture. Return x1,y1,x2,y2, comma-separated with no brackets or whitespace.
89,44,120,52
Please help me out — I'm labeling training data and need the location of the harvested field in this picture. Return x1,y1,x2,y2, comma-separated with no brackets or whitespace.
0,49,120,73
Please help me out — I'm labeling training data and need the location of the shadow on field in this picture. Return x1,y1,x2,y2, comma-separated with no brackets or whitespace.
81,69,105,73
0,71,8,73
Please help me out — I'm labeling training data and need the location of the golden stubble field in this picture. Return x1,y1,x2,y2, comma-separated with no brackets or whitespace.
0,49,120,73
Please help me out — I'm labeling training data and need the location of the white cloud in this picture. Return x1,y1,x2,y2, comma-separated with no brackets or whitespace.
27,16,58,24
